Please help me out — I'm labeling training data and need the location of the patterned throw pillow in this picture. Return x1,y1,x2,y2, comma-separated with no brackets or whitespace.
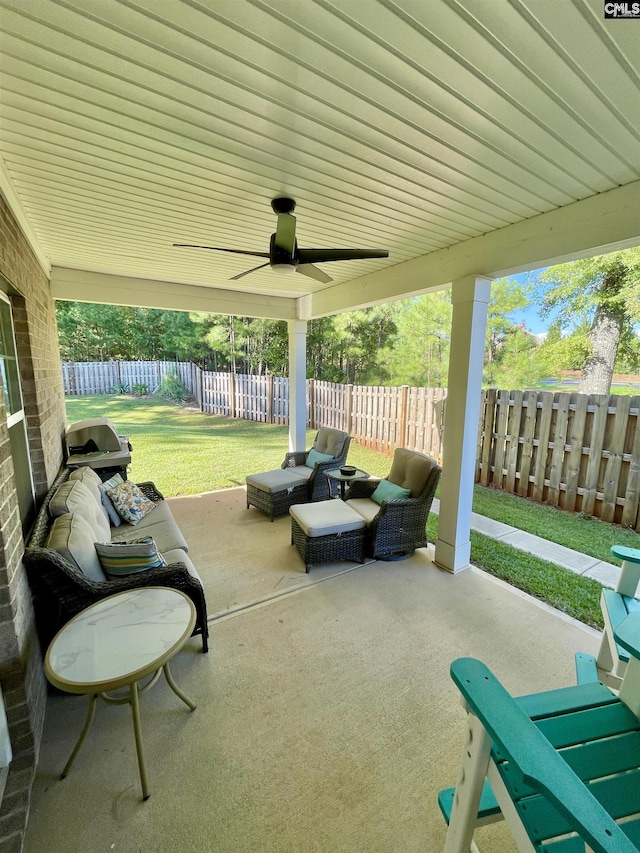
99,473,124,527
105,480,156,525
371,478,412,505
94,537,167,578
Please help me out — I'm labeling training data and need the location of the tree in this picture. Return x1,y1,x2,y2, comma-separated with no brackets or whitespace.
538,248,640,394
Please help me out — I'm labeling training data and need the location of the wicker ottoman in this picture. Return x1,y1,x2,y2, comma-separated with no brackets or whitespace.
246,468,309,521
290,500,366,572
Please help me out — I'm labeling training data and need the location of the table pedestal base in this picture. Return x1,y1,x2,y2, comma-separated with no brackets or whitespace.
60,662,195,800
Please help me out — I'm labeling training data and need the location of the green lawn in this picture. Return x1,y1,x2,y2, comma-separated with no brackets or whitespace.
67,394,640,628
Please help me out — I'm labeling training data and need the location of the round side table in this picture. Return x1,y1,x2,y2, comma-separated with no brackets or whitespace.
45,586,197,800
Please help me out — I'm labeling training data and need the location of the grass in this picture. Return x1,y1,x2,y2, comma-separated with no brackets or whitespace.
66,395,640,628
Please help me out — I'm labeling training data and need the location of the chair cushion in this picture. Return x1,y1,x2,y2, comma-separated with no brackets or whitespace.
305,448,334,468
289,500,365,537
106,480,156,525
95,537,167,578
99,473,124,527
49,480,111,542
345,498,380,525
388,448,436,497
371,478,412,505
314,427,347,458
46,512,107,583
289,466,313,482
246,468,307,493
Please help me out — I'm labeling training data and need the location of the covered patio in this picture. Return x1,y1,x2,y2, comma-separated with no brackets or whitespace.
0,2,639,849
24,487,601,853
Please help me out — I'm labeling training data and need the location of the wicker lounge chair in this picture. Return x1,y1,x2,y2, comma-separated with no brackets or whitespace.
246,427,352,519
345,448,441,560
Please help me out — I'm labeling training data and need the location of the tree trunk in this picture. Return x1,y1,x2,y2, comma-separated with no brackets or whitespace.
578,302,624,395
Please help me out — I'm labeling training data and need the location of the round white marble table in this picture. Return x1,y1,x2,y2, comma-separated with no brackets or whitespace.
45,587,197,800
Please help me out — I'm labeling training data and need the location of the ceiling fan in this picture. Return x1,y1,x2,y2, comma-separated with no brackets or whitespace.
173,197,389,283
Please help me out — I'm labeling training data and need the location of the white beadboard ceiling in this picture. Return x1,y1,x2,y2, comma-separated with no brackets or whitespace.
1,0,639,317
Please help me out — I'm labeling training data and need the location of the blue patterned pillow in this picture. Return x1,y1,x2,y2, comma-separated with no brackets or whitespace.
99,473,124,527
106,480,156,525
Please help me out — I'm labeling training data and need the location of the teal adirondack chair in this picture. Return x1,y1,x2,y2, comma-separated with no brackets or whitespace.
439,639,640,852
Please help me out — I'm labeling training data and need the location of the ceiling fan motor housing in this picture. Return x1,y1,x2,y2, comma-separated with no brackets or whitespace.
269,233,298,270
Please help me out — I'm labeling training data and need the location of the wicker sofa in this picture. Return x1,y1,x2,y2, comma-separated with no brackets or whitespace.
24,468,209,653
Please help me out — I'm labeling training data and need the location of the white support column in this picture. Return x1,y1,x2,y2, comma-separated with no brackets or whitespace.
288,319,308,452
435,276,491,573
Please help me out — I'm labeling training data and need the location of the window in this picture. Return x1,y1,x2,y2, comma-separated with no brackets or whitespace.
0,293,34,533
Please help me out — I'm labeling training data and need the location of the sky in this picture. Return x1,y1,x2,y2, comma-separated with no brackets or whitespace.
504,269,550,336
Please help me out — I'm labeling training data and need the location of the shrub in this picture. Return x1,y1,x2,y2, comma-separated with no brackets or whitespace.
155,372,189,403
132,382,148,396
112,381,130,395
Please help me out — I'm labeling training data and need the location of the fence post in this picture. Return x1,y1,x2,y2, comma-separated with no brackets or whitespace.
229,372,237,418
267,374,274,424
308,378,315,428
345,384,353,436
399,385,409,448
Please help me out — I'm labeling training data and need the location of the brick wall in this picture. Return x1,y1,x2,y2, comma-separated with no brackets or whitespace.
0,196,67,852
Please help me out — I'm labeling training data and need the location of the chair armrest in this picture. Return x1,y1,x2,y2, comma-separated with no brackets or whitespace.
282,452,307,469
347,480,378,499
449,658,636,853
135,481,165,502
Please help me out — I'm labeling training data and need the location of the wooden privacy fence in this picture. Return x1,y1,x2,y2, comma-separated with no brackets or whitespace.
478,390,640,530
62,361,197,396
62,362,445,460
63,362,640,528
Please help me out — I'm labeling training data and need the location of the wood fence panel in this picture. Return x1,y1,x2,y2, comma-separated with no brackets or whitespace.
623,403,640,529
582,395,610,516
480,388,496,486
563,394,588,512
518,391,538,498
601,395,630,523
532,392,554,503
547,392,570,507
492,390,510,489
505,390,523,493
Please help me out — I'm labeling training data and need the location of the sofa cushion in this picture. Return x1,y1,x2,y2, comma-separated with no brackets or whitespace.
46,512,107,583
246,469,307,493
388,448,436,498
163,548,202,583
99,473,124,527
110,500,189,552
68,467,103,508
106,480,156,525
95,537,167,578
314,427,347,458
371,478,411,505
305,448,334,469
49,480,111,542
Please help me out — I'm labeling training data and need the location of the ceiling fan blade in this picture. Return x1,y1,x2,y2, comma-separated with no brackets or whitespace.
173,243,270,259
230,262,270,281
296,264,333,284
297,248,389,264
274,213,296,255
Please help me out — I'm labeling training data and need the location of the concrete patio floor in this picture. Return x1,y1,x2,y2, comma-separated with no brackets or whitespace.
24,487,603,853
